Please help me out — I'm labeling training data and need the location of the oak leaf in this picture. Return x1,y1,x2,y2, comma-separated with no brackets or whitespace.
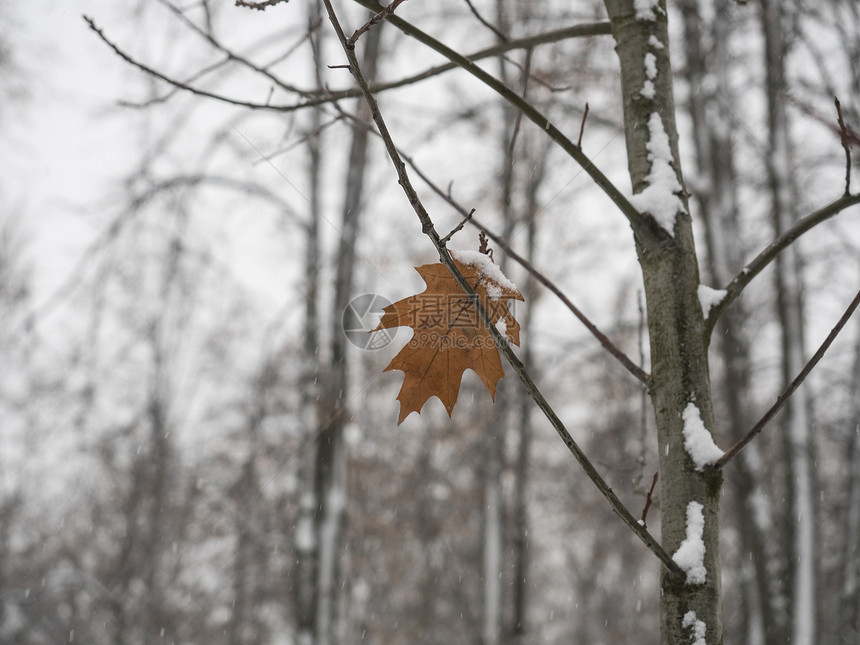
374,251,524,424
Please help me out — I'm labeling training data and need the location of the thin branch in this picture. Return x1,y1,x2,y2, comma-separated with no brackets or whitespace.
235,0,289,10
439,208,475,245
639,472,659,528
320,0,679,573
577,102,589,148
706,191,860,334
786,93,860,149
85,16,290,111
462,0,508,41
348,0,407,47
159,0,311,97
402,152,649,384
715,287,860,470
273,20,612,112
96,12,609,115
348,0,662,249
836,96,853,195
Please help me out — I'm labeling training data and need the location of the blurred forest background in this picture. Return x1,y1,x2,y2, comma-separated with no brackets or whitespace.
1,0,859,644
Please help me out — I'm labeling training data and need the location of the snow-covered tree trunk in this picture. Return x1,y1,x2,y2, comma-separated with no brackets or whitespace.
760,1,818,643
603,1,723,643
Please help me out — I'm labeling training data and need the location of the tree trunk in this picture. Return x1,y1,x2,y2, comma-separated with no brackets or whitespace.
841,325,860,642
294,5,324,644
760,1,818,643
314,21,383,645
677,1,787,642
603,2,723,643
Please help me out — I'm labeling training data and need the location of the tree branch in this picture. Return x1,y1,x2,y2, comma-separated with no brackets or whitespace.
706,191,860,335
348,0,661,249
320,0,679,574
462,0,508,41
158,0,311,97
347,0,408,46
273,20,612,111
84,16,293,111
715,287,860,470
235,0,289,11
88,12,610,115
401,151,649,384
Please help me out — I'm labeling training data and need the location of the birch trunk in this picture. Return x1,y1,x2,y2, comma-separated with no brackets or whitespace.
603,2,723,642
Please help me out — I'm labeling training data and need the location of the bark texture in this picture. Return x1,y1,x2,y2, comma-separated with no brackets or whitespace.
603,2,723,643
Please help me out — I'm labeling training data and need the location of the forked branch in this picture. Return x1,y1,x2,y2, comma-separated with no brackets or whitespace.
706,191,860,335
320,0,679,574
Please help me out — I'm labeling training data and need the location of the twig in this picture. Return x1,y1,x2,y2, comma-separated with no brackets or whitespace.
348,0,407,47
462,0,508,41
715,287,860,470
639,472,659,528
836,96,852,195
577,102,589,148
786,93,860,149
348,0,662,250
84,16,298,111
159,0,310,97
707,191,860,335
235,0,289,10
320,0,680,574
440,209,475,245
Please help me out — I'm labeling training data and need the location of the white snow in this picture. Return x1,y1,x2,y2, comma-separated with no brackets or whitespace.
682,611,707,645
450,249,520,295
697,285,726,317
485,282,502,300
644,53,657,79
634,0,660,20
495,317,507,337
629,113,683,236
673,501,707,584
648,35,665,49
640,81,656,100
641,53,658,99
682,402,723,470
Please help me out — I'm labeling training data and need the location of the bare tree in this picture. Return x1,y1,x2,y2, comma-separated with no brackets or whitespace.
47,2,860,644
